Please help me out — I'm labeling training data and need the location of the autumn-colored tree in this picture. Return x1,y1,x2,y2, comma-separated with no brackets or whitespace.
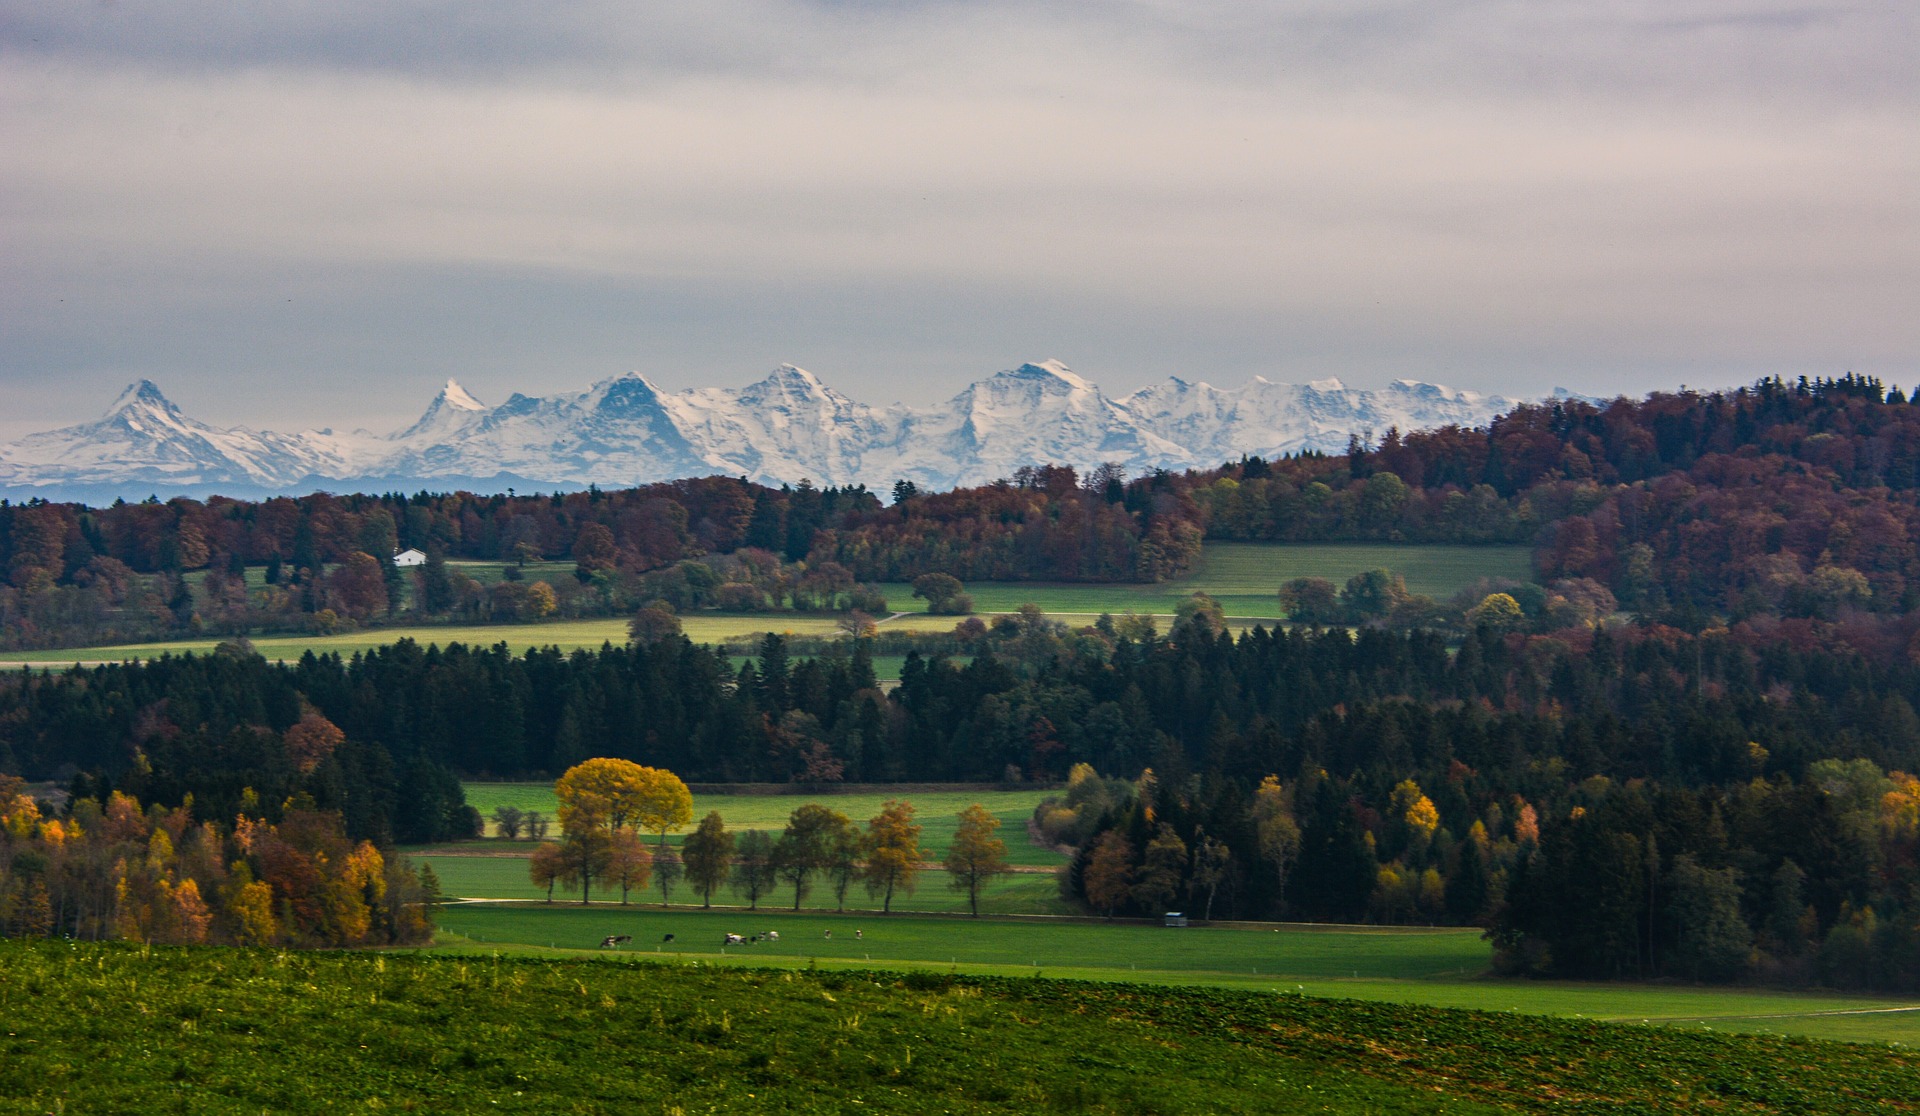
943,803,1009,917
282,709,344,775
557,827,613,905
682,811,736,908
634,769,694,849
628,602,683,646
529,841,566,903
1083,831,1135,918
1278,577,1340,625
606,830,653,905
1252,776,1302,915
326,551,390,621
862,800,922,913
553,758,693,852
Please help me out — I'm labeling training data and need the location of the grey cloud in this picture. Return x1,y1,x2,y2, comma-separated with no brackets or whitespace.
0,0,1913,440
2,1,1911,105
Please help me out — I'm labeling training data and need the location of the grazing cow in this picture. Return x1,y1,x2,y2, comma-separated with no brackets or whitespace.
662,933,676,944
750,934,762,944
600,934,632,949
855,929,863,940
823,930,832,940
764,930,779,942
724,933,746,945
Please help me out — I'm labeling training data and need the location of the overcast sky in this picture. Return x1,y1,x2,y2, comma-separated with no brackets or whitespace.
2,1,1914,439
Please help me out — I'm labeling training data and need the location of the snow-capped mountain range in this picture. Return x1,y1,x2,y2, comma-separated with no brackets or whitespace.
0,361,1524,502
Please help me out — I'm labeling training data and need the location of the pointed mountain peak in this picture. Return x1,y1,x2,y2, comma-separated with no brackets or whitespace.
753,364,833,395
436,378,486,411
104,379,180,418
588,371,671,416
1004,360,1092,391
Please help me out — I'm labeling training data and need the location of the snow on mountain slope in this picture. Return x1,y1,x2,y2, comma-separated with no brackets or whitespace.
0,380,349,489
1119,376,1514,463
673,364,887,486
872,361,1193,489
374,372,713,487
0,363,1529,499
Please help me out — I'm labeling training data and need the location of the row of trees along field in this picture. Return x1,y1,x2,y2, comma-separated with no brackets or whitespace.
525,759,1011,916
12,601,1920,985
0,776,436,947
13,373,1920,649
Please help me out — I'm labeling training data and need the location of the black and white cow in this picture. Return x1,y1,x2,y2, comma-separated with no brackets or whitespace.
600,934,632,949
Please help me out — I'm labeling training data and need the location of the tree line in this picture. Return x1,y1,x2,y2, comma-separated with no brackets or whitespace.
523,759,1010,917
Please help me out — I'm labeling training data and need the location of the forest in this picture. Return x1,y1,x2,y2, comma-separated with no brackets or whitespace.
7,606,1920,986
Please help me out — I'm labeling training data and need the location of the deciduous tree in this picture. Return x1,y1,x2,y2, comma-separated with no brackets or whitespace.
1083,831,1135,919
943,803,1009,917
732,829,776,910
682,811,735,909
863,800,922,913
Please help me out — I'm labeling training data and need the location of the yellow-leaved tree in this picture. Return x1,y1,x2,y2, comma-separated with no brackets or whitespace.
545,758,691,904
554,758,692,847
862,800,921,913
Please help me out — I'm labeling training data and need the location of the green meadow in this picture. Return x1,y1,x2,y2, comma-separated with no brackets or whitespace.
877,541,1533,619
432,904,1920,1048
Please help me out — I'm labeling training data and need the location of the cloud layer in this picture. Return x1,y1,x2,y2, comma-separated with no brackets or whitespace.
3,1,1914,438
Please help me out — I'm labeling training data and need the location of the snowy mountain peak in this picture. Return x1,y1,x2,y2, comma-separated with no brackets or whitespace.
438,379,486,411
105,380,180,418
588,372,670,413
396,379,492,442
1,362,1526,500
1004,360,1092,392
767,363,823,387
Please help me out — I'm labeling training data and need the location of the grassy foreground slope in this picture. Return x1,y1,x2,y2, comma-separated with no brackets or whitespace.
3,942,1914,1115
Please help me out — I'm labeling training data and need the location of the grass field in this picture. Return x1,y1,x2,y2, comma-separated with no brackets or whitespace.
878,541,1533,619
438,785,1070,914
432,904,1920,1048
4,541,1531,665
423,856,1076,915
13,941,1913,1114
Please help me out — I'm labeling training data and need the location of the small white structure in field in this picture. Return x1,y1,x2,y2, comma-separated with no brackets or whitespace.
393,548,427,568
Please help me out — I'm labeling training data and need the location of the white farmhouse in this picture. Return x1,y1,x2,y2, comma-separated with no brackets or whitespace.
393,548,428,568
